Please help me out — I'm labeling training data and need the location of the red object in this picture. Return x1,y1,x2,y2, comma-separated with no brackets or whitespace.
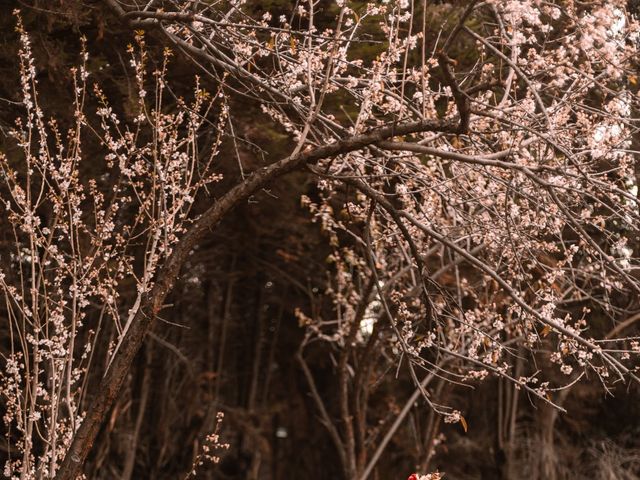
408,475,418,480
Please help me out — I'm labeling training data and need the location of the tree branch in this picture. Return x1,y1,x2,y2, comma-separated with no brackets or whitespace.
54,118,457,480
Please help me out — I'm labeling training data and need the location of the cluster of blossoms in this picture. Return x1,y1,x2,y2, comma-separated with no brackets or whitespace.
0,14,226,478
185,412,229,479
236,8,640,467
296,0,640,397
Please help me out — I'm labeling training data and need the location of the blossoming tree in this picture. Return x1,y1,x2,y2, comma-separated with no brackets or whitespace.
1,0,639,478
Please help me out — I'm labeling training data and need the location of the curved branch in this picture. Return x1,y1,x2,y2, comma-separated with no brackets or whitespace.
54,118,457,480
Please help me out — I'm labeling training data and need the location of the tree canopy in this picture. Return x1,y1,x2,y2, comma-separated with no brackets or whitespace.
1,1,640,479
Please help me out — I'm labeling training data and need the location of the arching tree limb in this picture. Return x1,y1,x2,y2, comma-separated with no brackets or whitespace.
54,118,457,480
